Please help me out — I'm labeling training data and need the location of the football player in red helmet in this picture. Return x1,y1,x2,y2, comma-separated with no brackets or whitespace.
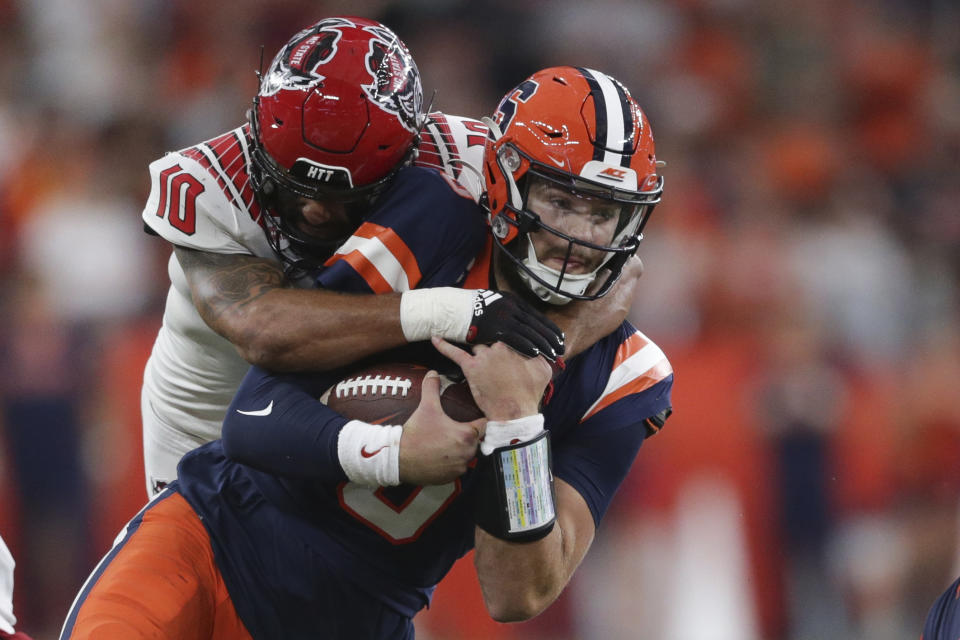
139,16,568,498
483,66,663,305
248,16,424,272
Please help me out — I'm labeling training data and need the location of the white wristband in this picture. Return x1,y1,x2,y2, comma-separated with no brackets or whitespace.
481,414,545,456
400,287,478,343
337,420,403,487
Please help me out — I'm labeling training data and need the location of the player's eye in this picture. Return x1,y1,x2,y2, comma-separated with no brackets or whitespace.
593,209,618,223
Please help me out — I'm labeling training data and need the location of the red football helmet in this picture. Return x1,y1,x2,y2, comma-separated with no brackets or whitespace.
249,16,424,269
483,66,663,304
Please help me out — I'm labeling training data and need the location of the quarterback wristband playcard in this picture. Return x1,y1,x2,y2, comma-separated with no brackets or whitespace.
476,430,556,541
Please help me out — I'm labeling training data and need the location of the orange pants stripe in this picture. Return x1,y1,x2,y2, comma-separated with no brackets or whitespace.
61,491,252,640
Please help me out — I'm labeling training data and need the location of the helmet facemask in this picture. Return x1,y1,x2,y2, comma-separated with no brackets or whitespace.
248,103,416,274
490,142,661,305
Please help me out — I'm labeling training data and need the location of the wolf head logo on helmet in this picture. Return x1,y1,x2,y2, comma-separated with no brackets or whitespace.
361,23,422,133
482,66,664,305
258,20,345,97
248,16,425,274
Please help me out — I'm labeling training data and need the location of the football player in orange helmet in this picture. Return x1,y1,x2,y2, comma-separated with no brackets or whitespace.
482,66,663,306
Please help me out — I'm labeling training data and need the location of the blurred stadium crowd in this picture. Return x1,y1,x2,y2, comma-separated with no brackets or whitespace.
0,0,958,638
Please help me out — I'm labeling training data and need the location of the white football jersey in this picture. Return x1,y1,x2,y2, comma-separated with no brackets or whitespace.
140,126,290,495
0,534,16,634
416,111,487,203
140,116,487,495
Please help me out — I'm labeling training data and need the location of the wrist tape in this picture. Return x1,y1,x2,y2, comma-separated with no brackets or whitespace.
399,288,477,343
337,419,403,488
480,414,545,455
475,429,556,542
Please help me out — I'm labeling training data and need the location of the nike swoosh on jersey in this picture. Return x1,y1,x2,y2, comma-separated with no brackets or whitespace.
361,445,388,458
236,400,274,417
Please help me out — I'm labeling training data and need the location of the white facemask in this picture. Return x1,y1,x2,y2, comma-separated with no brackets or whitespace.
518,239,602,306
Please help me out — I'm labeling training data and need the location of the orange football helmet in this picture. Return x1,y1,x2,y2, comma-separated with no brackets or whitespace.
483,66,663,304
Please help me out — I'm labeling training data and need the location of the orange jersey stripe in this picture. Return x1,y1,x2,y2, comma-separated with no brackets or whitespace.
614,331,649,367
331,250,395,294
581,332,672,422
325,223,422,293
581,358,673,422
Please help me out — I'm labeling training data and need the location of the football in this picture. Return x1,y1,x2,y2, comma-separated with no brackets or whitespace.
320,363,483,424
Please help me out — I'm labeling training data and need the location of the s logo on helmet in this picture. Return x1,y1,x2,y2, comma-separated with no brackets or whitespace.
361,25,423,132
493,79,539,133
259,17,353,97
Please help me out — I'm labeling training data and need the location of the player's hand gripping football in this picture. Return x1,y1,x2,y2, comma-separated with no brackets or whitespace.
398,371,487,486
434,336,556,543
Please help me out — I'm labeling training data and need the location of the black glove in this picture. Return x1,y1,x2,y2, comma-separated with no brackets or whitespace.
465,290,565,361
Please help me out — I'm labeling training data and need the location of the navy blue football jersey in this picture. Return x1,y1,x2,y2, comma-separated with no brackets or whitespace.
923,575,960,640
316,165,486,295
173,167,674,638
177,320,672,638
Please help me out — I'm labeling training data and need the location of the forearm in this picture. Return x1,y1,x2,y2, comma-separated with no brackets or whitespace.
547,297,629,359
221,367,350,481
178,246,407,371
228,287,406,371
473,480,594,622
179,247,565,372
473,526,568,621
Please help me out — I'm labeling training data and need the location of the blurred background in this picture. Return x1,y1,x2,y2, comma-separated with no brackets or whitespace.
0,0,958,638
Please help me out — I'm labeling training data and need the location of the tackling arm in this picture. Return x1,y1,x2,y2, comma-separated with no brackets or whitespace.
177,246,565,372
163,158,564,372
176,246,406,372
546,255,644,358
